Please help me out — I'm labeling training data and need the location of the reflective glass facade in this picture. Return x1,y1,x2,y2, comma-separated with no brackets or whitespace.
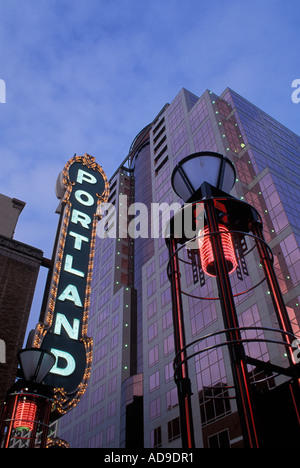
56,88,300,448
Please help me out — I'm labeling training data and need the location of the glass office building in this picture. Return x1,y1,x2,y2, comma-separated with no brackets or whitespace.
56,87,300,448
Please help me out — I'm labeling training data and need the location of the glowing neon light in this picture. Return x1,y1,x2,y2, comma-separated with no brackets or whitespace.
50,349,76,377
33,154,109,415
64,254,85,277
54,313,80,340
58,284,83,307
14,401,37,432
198,224,237,277
74,189,95,206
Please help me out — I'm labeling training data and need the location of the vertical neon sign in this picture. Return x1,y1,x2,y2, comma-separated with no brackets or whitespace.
34,154,109,414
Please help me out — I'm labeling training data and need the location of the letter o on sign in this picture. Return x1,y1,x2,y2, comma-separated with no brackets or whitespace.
75,190,95,206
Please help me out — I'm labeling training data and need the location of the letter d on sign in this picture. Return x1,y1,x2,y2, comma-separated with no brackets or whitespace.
50,349,76,376
0,79,6,104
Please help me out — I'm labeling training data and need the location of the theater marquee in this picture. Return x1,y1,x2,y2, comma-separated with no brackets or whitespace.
34,154,109,414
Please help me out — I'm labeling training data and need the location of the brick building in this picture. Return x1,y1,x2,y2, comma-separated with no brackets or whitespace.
0,194,44,402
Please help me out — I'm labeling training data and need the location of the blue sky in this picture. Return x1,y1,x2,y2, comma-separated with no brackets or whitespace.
0,0,299,336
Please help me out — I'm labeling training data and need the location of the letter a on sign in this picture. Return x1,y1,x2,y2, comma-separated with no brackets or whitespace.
33,154,109,415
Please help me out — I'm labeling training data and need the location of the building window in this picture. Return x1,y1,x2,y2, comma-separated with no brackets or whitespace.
168,100,184,134
193,120,217,153
108,375,117,395
155,155,169,176
150,397,161,421
162,309,173,331
111,313,119,331
89,407,105,430
171,123,188,154
97,305,110,326
93,362,107,385
159,248,169,267
287,305,300,339
110,332,119,350
147,299,157,319
151,426,162,448
107,399,116,419
164,361,174,383
168,417,181,442
112,295,120,311
73,421,86,448
94,342,108,363
147,260,155,279
148,321,158,342
91,384,106,407
189,98,208,132
110,353,118,371
166,387,178,410
147,279,156,299
88,431,103,448
163,334,174,356
239,304,269,363
149,370,160,392
208,429,230,448
107,424,115,445
160,269,168,287
188,294,217,336
199,383,231,426
149,344,159,367
95,323,109,345
161,288,171,309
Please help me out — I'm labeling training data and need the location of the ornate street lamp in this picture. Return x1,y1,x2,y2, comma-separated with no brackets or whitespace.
166,152,300,448
171,151,236,202
0,348,55,449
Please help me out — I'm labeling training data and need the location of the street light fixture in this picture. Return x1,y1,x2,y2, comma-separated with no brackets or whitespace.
18,348,56,385
167,151,300,448
171,151,236,202
0,348,55,449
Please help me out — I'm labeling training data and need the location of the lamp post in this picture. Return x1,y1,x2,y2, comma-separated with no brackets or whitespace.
167,152,259,448
0,348,55,449
167,151,300,448
167,236,195,449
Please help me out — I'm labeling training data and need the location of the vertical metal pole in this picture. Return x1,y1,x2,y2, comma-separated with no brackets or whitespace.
251,221,300,423
29,400,39,449
39,398,52,449
251,222,296,352
205,199,260,448
1,393,18,449
167,238,195,449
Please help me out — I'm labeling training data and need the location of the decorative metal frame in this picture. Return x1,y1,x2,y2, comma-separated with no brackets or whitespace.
166,194,300,448
0,385,53,449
